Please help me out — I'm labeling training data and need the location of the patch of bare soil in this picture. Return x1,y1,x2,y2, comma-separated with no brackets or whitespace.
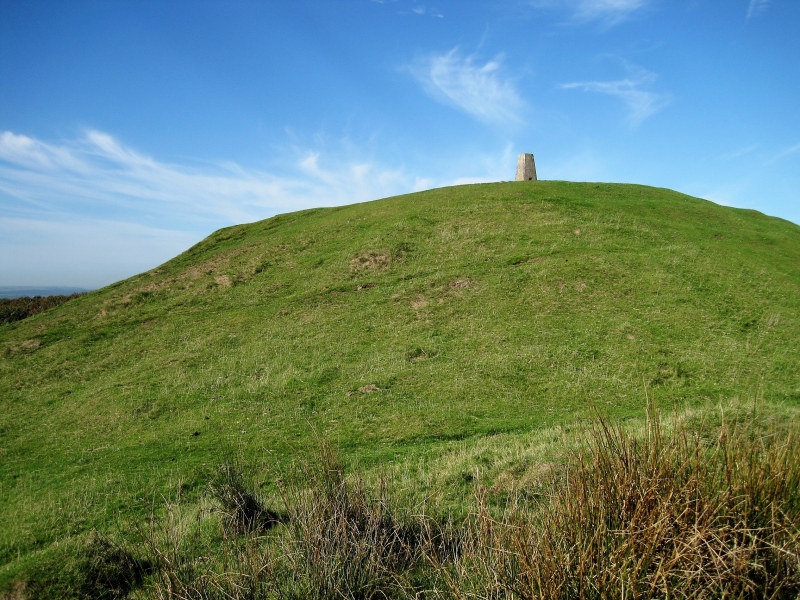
449,278,473,289
347,384,381,396
0,580,26,600
139,281,167,293
410,296,428,309
179,244,261,282
350,251,391,274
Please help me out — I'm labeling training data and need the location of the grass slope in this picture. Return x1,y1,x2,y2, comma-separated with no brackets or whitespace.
1,181,799,583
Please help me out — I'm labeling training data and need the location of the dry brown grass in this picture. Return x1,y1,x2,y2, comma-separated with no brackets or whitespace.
133,407,800,599
442,408,800,599
272,442,459,599
350,251,392,274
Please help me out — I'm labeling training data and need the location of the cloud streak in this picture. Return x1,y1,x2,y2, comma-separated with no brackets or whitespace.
531,0,647,25
770,142,800,162
747,0,771,18
0,130,408,223
0,130,522,286
0,130,411,286
561,70,670,125
409,5,444,17
721,144,759,160
406,49,525,125
370,0,444,18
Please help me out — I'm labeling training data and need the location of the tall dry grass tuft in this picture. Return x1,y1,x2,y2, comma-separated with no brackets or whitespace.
136,443,457,599
273,440,460,599
133,407,800,599
134,493,274,600
208,461,282,536
450,408,800,599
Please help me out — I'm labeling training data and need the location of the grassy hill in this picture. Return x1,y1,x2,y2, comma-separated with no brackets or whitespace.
1,181,799,591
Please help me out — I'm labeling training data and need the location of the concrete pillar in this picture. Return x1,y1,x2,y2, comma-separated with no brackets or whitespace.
515,153,537,181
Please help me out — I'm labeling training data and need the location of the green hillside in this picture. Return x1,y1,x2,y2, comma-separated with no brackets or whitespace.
1,181,799,587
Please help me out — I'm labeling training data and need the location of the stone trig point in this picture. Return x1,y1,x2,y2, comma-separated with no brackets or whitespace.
515,153,537,181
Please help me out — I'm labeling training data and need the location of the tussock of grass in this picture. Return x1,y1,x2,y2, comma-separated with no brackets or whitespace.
272,441,457,599
134,442,458,599
384,397,800,511
131,403,800,599
450,409,800,598
208,461,282,535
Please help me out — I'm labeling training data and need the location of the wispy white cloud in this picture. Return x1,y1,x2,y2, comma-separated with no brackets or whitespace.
370,0,443,17
770,142,800,162
531,0,647,25
0,130,408,223
409,5,444,17
450,176,493,185
0,130,412,286
0,129,522,286
574,0,646,22
413,177,435,192
747,0,771,18
446,143,517,185
721,144,759,160
561,69,670,126
405,49,525,125
697,181,750,209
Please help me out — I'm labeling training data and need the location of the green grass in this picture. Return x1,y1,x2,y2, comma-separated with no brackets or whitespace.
1,181,799,591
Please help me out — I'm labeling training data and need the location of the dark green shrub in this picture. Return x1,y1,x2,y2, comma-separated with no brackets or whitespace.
0,294,84,325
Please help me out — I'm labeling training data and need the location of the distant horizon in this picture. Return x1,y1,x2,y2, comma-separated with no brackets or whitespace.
0,286,91,299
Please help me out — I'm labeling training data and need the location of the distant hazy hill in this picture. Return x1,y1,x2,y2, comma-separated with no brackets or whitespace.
0,286,90,299
1,181,799,587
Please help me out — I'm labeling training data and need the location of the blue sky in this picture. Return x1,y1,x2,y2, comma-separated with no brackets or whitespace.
1,0,798,288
